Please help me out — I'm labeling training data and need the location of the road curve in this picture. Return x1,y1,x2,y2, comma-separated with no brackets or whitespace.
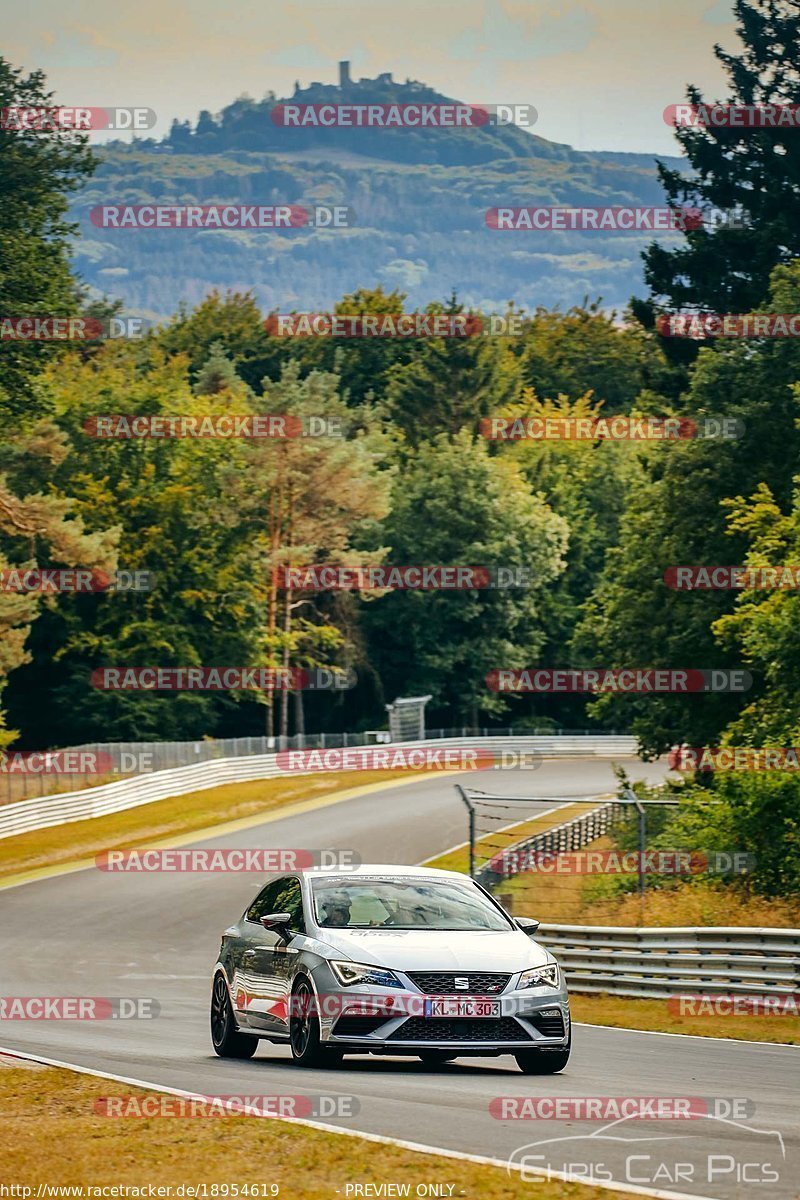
0,758,797,1200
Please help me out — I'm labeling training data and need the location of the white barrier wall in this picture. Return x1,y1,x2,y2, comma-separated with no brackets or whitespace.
0,735,638,840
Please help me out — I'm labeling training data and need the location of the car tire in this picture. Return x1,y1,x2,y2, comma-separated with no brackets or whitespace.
290,978,343,1069
418,1051,457,1067
515,1031,571,1074
514,1048,570,1074
211,974,258,1059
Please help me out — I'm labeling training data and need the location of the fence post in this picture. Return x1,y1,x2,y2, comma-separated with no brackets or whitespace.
624,787,647,921
455,785,476,878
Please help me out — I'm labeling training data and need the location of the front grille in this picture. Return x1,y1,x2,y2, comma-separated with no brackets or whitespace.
389,1017,531,1043
528,1009,565,1038
333,1015,390,1037
407,972,511,995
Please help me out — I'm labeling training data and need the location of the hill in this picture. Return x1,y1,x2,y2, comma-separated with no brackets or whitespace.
72,66,687,319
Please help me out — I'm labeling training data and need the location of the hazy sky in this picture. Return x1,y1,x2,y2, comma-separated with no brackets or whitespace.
5,0,737,154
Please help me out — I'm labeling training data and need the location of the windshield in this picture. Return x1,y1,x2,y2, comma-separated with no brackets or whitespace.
310,876,513,931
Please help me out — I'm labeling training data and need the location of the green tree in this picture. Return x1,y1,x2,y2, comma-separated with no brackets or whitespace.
0,57,96,419
712,477,800,745
5,343,259,744
364,430,568,724
230,361,392,736
519,303,679,410
385,302,520,447
158,290,284,393
643,0,800,317
576,267,800,754
0,57,101,750
486,390,637,727
278,286,418,409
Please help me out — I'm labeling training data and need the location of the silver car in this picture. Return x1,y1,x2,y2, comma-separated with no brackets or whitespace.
211,863,570,1073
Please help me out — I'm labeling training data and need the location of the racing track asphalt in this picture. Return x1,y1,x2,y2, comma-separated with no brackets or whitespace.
1,758,797,1200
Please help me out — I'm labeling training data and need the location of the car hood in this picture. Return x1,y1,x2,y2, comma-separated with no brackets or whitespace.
311,928,552,973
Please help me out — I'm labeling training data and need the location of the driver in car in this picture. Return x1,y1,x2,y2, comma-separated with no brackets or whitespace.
319,894,351,927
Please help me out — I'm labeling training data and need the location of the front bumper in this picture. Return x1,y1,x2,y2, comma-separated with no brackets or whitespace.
318,982,571,1054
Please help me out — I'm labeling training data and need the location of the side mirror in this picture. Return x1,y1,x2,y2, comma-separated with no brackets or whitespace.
516,916,540,935
260,912,292,937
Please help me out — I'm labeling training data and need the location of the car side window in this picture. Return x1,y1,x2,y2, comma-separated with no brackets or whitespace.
246,878,286,924
246,876,306,933
272,877,305,933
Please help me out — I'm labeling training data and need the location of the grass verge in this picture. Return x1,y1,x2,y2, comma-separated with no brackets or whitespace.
424,800,585,874
0,1062,641,1200
571,993,800,1044
495,835,800,928
0,769,419,883
426,810,800,1044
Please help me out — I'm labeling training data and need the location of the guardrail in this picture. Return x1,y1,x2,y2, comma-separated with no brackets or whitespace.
536,924,800,999
0,729,636,806
0,735,638,841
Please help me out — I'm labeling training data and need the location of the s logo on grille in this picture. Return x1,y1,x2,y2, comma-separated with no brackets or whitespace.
454,977,469,990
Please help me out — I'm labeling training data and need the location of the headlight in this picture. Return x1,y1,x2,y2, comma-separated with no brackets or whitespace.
330,960,404,988
518,963,560,989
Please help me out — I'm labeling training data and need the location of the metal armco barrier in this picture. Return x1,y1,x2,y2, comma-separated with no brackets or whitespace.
0,735,638,841
537,924,800,999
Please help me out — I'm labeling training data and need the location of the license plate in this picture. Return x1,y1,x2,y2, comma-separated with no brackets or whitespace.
424,997,500,1018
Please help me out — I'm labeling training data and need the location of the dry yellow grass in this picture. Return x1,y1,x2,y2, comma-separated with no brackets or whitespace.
571,993,800,1044
425,802,588,874
0,1064,642,1200
496,834,800,928
0,769,419,881
429,823,800,1043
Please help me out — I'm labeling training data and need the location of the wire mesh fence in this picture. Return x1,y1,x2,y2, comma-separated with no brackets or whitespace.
0,727,631,806
456,786,692,925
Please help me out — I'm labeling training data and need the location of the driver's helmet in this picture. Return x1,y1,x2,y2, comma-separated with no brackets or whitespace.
319,890,352,925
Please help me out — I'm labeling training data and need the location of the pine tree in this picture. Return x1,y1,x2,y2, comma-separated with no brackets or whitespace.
643,0,800,317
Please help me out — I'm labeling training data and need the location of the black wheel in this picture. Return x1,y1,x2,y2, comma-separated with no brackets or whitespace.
289,979,343,1069
418,1051,457,1067
515,1032,571,1075
211,974,258,1058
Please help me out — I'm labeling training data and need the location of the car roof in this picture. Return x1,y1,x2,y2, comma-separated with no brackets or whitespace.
300,863,471,881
